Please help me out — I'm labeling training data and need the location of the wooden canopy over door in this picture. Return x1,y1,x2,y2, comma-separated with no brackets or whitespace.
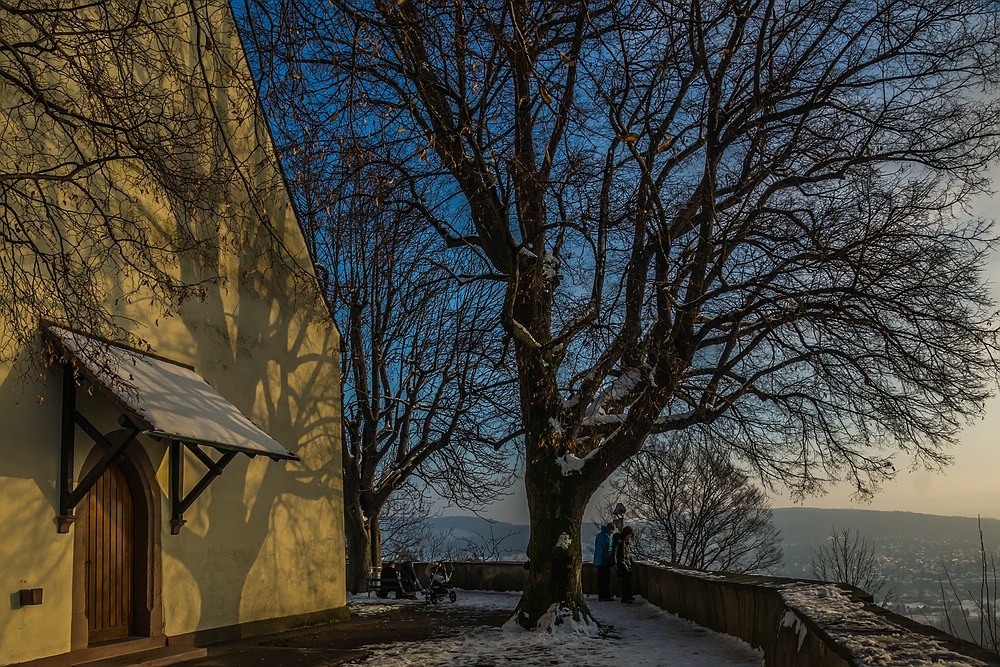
84,460,134,643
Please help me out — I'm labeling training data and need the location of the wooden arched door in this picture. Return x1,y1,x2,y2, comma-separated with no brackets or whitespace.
84,460,134,643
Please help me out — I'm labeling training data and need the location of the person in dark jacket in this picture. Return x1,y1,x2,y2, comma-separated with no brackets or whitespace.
615,526,635,603
594,523,615,601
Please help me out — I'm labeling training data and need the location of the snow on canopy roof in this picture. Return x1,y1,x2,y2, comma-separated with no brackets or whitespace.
47,326,297,461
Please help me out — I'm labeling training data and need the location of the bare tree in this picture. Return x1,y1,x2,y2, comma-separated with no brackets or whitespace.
378,483,438,562
242,0,1000,626
287,146,519,592
381,512,523,562
615,433,782,574
449,519,524,561
811,527,894,607
0,1,306,363
938,517,1000,654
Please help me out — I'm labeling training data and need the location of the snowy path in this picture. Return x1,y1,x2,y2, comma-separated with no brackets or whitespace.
348,591,763,666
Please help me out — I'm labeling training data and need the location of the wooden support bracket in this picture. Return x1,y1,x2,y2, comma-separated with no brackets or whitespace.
169,441,239,534
56,364,141,533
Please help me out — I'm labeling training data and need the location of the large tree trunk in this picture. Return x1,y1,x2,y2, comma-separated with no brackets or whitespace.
344,499,372,594
344,491,384,595
515,447,591,628
506,255,600,628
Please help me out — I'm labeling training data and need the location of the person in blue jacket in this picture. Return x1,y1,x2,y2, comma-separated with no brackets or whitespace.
594,523,616,601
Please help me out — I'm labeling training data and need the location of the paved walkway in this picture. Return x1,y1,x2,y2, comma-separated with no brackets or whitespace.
184,592,763,666
183,595,508,666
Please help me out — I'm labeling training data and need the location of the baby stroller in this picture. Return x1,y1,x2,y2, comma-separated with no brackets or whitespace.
422,561,457,604
375,560,422,599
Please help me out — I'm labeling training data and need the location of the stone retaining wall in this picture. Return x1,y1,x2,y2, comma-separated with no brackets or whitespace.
427,560,1000,666
633,563,1000,666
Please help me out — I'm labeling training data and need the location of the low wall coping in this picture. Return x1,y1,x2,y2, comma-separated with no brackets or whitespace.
637,562,1000,667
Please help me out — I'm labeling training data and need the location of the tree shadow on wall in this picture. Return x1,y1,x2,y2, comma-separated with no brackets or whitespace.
155,2,344,633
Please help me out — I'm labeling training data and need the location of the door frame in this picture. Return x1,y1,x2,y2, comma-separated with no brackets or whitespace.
72,437,163,648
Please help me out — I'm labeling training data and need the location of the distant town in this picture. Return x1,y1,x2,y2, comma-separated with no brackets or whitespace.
774,508,1000,640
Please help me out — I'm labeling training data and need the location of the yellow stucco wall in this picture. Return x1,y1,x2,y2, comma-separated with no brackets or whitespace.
0,0,345,663
0,356,75,664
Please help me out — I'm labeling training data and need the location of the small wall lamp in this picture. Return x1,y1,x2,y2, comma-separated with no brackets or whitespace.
18,588,42,606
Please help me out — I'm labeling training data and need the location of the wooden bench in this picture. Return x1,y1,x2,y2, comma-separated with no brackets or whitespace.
367,565,419,598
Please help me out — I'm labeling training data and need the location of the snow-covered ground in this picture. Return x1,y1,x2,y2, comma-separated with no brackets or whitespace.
348,591,763,666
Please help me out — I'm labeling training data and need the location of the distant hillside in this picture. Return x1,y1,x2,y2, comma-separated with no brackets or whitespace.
425,508,1000,572
424,516,603,561
424,516,530,560
771,507,1000,549
770,508,1000,580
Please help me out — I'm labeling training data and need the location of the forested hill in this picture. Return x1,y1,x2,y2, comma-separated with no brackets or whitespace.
770,508,1000,548
771,507,1000,580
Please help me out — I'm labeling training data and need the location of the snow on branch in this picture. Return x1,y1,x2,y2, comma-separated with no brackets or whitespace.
583,364,650,418
557,448,600,475
541,252,560,283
